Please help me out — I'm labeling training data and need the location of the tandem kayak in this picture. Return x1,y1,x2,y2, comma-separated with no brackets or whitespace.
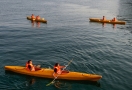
5,66,102,81
27,16,47,23
89,18,126,24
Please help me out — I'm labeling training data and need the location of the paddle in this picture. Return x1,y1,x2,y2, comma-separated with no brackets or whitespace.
46,59,73,86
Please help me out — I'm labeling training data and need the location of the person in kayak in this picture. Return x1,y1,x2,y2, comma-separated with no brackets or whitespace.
36,15,40,20
102,16,106,21
31,14,35,20
53,63,69,77
26,60,41,71
112,17,116,21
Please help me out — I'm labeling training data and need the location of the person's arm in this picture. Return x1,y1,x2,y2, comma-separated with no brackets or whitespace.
60,66,65,69
30,64,35,71
53,72,55,77
53,72,57,79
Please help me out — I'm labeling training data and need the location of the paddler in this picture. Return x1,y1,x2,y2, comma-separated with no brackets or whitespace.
53,63,69,78
31,14,35,20
26,60,41,71
36,15,40,20
112,17,116,21
102,16,106,21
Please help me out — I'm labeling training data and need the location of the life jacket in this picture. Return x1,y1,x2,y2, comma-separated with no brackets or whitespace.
38,16,40,19
26,62,30,71
26,62,35,71
36,16,38,20
112,17,116,21
54,66,61,74
31,15,35,20
36,16,40,20
103,16,105,21
29,64,35,71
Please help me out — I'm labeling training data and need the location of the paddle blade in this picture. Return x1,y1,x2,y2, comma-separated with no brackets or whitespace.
46,81,54,86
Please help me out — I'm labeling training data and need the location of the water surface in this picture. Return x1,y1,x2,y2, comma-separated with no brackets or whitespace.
0,0,132,90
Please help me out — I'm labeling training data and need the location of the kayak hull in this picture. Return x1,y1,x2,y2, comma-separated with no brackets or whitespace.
27,16,47,23
89,18,126,24
5,66,102,81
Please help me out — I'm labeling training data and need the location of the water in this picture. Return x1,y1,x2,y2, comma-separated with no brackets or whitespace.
0,0,132,90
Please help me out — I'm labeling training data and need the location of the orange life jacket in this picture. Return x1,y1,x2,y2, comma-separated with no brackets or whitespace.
54,66,61,74
30,64,35,71
36,16,40,20
112,18,116,21
26,62,30,71
26,62,35,71
31,15,35,19
103,16,105,21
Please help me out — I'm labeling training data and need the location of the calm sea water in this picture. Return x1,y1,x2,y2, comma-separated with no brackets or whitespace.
0,0,132,90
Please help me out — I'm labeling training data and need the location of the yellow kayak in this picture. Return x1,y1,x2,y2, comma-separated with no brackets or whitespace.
27,16,47,23
89,18,126,24
5,66,102,81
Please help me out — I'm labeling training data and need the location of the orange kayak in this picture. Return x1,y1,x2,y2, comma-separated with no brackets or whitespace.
5,66,102,81
27,16,47,23
89,18,126,24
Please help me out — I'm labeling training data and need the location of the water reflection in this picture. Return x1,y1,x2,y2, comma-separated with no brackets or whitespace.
89,21,119,29
31,21,41,28
4,70,36,89
14,78,35,88
54,80,101,89
102,23,117,29
55,81,71,90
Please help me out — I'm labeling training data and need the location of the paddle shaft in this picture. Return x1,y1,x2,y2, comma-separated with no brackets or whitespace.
46,59,73,86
